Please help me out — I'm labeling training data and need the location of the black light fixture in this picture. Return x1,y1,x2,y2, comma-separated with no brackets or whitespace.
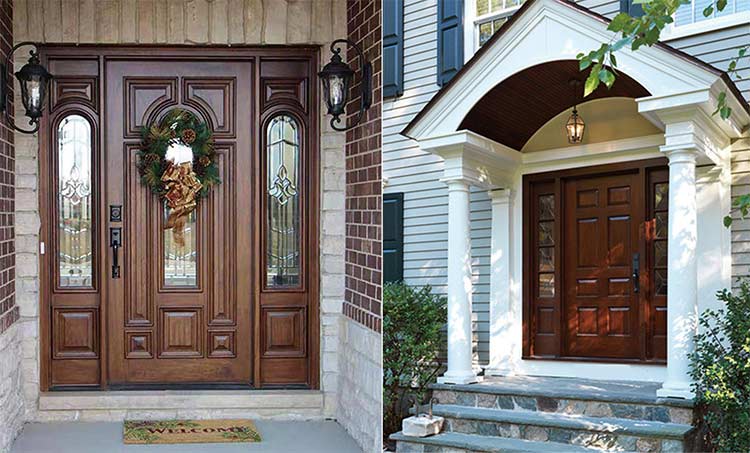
0,42,53,134
565,79,585,144
318,39,372,132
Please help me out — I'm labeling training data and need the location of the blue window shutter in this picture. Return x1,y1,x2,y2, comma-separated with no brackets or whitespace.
383,193,404,283
437,0,464,86
383,0,404,98
620,0,644,17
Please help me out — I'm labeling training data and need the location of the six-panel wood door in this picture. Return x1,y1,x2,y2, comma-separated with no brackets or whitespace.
40,47,320,390
562,172,642,359
523,159,668,363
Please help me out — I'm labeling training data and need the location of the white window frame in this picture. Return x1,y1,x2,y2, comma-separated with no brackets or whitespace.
464,0,524,61
661,0,750,41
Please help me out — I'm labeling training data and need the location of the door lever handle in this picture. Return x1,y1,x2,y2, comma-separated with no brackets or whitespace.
110,227,122,279
632,252,640,294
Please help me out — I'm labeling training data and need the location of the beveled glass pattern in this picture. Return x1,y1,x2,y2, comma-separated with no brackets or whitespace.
654,269,668,296
538,194,555,220
163,205,197,287
654,183,668,210
655,212,668,239
654,241,668,268
539,273,555,298
539,221,554,246
57,115,93,288
539,247,554,272
267,115,301,288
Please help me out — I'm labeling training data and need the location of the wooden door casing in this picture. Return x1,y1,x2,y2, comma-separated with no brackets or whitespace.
38,46,320,390
522,159,668,363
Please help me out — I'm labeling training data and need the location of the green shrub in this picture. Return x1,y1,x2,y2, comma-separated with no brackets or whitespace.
689,283,750,452
383,282,447,439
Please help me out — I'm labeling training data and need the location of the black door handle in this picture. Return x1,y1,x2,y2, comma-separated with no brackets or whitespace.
632,252,640,294
110,227,122,278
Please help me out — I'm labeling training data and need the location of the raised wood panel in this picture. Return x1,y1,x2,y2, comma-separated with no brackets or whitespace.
262,308,306,358
51,77,97,111
208,147,236,326
607,307,630,336
159,308,203,358
125,331,153,359
125,145,154,326
124,77,178,138
208,330,236,358
53,308,98,359
262,79,307,112
183,78,236,137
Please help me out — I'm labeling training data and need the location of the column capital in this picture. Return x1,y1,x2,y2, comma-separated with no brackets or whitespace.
660,146,700,165
488,188,512,204
440,176,475,190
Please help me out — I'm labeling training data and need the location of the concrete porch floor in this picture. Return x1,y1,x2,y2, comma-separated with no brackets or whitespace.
10,420,363,453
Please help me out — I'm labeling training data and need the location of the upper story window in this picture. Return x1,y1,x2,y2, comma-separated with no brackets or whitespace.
674,0,748,26
474,0,526,47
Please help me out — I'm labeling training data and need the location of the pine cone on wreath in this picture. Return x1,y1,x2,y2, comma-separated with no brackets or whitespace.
199,156,211,167
182,128,197,144
143,153,160,165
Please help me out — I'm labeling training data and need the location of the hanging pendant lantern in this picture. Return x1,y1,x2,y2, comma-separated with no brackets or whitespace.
565,79,585,144
565,107,585,144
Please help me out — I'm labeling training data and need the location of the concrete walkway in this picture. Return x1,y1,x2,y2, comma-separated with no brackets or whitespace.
11,420,363,453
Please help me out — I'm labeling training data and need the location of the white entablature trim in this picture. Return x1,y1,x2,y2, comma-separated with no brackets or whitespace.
420,130,521,189
404,0,747,143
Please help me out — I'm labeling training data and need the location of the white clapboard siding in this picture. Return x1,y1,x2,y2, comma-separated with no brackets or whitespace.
383,0,750,365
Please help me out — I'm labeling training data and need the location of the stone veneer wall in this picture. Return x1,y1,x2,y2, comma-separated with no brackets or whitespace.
12,0,348,423
337,0,383,451
0,1,23,451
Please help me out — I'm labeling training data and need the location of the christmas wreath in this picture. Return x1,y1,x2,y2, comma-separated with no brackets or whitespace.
137,109,220,246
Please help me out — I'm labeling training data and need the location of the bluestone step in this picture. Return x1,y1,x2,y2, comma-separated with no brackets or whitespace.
391,431,600,453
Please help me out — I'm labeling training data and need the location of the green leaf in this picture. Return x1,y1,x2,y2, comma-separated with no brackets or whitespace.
717,0,728,11
720,106,732,119
584,69,601,97
729,60,738,72
724,216,733,227
703,4,714,16
608,12,631,31
610,53,618,68
579,57,592,70
599,69,616,88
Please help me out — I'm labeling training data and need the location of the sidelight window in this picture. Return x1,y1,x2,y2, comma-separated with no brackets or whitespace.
57,115,94,288
266,115,301,288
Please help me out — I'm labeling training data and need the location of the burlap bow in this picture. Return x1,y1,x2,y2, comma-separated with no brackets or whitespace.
162,161,203,247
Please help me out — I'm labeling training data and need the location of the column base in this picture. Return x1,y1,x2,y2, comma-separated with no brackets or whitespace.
656,382,695,400
437,372,483,385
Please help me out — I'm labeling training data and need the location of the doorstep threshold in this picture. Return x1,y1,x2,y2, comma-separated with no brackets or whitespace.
39,389,324,411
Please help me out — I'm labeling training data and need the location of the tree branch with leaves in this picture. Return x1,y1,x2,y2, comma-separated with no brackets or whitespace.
578,0,747,226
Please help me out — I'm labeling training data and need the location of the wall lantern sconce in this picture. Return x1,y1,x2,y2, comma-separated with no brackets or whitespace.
318,39,372,132
565,79,585,144
0,42,53,134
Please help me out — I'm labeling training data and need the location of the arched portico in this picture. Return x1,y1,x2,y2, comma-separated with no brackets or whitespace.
403,0,750,399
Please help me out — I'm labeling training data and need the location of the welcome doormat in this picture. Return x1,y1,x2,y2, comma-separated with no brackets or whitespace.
123,419,261,444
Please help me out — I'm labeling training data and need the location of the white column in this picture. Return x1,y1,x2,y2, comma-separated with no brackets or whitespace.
657,148,699,399
485,189,513,376
438,178,482,384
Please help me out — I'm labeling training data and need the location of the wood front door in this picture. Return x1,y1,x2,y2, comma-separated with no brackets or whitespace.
562,173,642,359
524,159,668,362
105,60,253,384
40,47,319,390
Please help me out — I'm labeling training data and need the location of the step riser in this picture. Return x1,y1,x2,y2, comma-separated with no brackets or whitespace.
443,416,685,452
397,440,470,453
432,390,694,424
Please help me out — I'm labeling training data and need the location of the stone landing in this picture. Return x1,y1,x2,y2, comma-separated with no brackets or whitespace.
391,376,703,452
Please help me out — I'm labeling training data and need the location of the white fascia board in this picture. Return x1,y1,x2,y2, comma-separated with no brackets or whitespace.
420,130,521,188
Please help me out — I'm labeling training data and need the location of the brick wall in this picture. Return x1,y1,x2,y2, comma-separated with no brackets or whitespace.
343,0,382,334
0,0,14,338
0,1,24,451
337,1,383,451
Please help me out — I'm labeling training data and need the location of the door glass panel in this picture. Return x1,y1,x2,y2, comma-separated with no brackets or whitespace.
163,205,197,287
57,115,93,288
267,115,301,288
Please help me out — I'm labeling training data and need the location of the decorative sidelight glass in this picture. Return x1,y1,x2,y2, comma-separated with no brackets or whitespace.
57,115,93,287
266,115,301,288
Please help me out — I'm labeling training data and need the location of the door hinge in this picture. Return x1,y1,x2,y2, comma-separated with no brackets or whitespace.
39,241,45,255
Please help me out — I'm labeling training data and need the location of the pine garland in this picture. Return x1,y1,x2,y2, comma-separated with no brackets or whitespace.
137,109,220,201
